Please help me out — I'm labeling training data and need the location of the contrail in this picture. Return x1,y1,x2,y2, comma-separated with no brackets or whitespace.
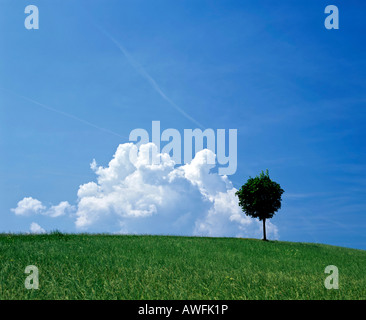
0,87,126,139
97,26,205,129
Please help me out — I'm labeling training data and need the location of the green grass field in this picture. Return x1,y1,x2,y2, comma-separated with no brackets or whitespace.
0,233,365,300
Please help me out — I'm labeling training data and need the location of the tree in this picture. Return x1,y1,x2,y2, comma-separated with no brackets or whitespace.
235,170,284,241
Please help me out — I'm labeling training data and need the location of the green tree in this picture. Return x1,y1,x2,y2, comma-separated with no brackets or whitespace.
235,170,284,241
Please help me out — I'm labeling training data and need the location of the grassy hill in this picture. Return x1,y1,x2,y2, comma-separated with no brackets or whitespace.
0,233,365,300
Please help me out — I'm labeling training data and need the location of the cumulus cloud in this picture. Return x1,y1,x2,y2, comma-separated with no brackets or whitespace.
11,198,73,217
11,197,45,216
74,143,278,238
29,222,46,234
47,201,74,218
12,142,278,239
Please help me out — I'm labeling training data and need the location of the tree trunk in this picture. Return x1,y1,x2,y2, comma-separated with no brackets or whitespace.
262,218,267,241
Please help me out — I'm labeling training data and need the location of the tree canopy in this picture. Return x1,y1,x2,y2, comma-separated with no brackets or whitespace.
236,170,284,240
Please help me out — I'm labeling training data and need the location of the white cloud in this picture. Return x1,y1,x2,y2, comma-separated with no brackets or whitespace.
11,142,279,239
46,201,74,218
74,143,278,239
11,198,73,218
29,222,46,234
11,197,45,216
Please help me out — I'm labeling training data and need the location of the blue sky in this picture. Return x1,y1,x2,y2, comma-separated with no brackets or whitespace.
1,1,365,249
